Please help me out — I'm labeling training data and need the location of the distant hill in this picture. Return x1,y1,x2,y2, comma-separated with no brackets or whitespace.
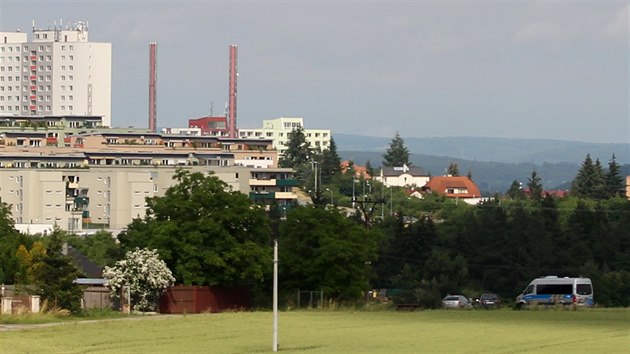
334,134,629,165
334,134,630,195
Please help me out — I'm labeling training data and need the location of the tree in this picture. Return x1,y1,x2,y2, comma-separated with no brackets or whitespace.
0,202,32,284
32,228,84,313
118,169,271,286
103,248,175,312
279,206,379,301
382,132,410,167
572,154,604,199
506,180,525,200
319,137,341,185
66,230,122,267
604,154,624,198
447,162,460,177
279,126,312,169
526,170,543,201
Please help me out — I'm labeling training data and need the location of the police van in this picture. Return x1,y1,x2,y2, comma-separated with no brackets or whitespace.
515,276,594,308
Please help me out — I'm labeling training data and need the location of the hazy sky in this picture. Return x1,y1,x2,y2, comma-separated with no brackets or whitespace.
0,1,628,144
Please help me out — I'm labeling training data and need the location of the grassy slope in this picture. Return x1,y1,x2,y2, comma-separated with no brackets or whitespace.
1,309,628,353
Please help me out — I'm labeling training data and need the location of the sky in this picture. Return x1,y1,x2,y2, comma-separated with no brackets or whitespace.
0,1,628,144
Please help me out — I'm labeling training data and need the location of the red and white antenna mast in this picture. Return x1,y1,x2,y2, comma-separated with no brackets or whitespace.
148,42,157,133
228,44,238,138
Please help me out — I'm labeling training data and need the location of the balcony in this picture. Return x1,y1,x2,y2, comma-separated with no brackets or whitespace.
29,76,36,81
30,65,36,71
277,179,300,187
249,178,276,186
30,56,37,60
29,105,36,110
30,85,36,91
46,137,58,146
275,192,298,199
29,95,36,100
249,192,275,200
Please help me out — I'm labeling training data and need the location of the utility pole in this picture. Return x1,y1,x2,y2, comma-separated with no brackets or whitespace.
272,239,278,351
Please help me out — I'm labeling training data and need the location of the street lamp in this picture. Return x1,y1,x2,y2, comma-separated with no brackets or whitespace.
325,188,333,205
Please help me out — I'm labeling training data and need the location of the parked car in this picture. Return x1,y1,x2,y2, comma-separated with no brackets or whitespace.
478,293,501,309
442,295,472,309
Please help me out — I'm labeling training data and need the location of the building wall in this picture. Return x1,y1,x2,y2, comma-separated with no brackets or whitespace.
0,165,263,231
377,174,430,188
238,117,331,155
626,176,630,199
0,25,111,126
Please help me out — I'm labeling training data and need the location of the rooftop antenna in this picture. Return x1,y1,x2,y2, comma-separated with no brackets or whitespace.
209,102,213,116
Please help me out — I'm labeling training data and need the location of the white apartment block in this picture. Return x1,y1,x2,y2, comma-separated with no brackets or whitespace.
0,21,111,126
238,117,331,155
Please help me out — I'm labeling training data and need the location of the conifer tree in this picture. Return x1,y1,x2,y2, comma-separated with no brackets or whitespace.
572,154,605,199
319,137,342,184
526,170,543,201
604,154,624,198
447,162,460,176
382,132,410,167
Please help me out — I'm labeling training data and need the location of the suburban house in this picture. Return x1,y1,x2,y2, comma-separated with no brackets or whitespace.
375,164,430,188
421,175,483,205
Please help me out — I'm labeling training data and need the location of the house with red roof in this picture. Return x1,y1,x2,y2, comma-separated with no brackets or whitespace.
421,175,484,205
341,160,372,179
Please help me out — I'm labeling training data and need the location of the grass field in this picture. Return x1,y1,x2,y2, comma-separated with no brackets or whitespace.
0,308,628,353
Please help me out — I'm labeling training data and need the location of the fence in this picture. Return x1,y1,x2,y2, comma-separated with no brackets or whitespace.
82,286,112,309
158,286,250,314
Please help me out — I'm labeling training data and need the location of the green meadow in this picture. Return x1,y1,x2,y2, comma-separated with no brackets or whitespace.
1,309,628,353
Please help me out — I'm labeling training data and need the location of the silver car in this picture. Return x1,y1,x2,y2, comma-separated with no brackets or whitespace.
442,295,472,309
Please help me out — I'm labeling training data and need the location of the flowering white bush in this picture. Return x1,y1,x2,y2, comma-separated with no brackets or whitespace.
103,248,175,312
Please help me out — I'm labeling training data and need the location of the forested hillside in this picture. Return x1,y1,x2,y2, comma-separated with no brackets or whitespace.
335,134,630,165
340,151,629,194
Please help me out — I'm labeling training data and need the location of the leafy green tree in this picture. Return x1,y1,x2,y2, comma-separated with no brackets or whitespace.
526,170,543,201
447,162,460,176
279,126,313,169
119,169,272,286
279,206,379,301
66,230,122,267
604,154,624,198
0,202,33,283
32,228,83,313
319,137,341,185
382,132,410,167
422,249,468,299
373,215,436,289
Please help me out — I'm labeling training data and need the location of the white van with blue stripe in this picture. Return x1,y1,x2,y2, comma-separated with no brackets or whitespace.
516,276,594,309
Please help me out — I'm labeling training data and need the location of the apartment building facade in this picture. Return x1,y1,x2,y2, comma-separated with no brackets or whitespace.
0,165,298,232
238,117,331,155
0,21,111,126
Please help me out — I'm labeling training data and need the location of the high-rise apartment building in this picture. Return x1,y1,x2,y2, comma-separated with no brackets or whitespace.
0,21,111,126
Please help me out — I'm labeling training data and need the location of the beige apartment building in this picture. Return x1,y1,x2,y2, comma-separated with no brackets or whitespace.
0,116,298,232
0,165,297,232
